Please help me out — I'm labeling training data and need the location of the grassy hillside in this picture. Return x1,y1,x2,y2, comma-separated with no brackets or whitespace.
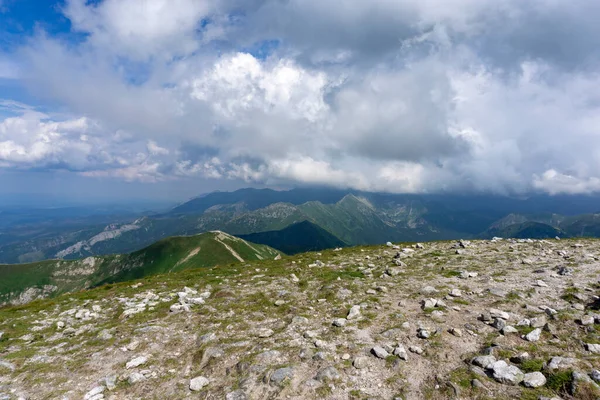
482,221,565,239
0,231,279,305
238,220,347,254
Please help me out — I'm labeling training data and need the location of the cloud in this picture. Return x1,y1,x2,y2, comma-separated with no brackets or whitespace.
64,0,215,60
533,170,600,195
3,0,600,196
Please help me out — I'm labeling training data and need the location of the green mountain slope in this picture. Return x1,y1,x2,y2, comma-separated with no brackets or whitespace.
5,188,600,265
482,221,566,239
238,220,347,254
0,231,280,305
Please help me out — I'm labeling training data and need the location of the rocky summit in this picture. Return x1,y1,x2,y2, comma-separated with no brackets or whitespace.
2,238,600,399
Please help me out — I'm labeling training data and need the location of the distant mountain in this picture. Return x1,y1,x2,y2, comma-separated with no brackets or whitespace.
482,221,565,239
4,188,600,263
239,220,347,254
0,231,279,305
170,187,348,214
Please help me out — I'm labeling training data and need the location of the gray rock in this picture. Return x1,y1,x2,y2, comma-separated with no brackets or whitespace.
421,298,437,309
381,328,403,339
490,360,524,385
492,318,506,330
489,309,510,320
501,326,518,334
104,375,117,391
420,286,438,295
0,360,15,372
128,372,146,384
190,376,210,391
256,328,274,338
303,330,318,339
472,355,497,369
558,266,573,276
97,329,113,340
332,318,347,327
347,305,361,320
417,328,430,339
449,328,463,337
371,346,389,359
530,316,547,328
586,343,600,354
546,356,577,371
270,367,294,386
409,346,423,355
471,379,488,390
510,352,531,364
255,350,283,365
84,386,105,400
393,344,408,360
581,315,595,326
522,371,546,388
470,366,488,377
126,356,148,369
571,370,600,395
353,356,369,369
291,316,309,325
590,370,600,383
315,366,340,382
226,390,247,400
197,332,217,345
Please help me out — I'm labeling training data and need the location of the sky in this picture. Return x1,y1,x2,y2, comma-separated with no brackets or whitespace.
1,0,600,204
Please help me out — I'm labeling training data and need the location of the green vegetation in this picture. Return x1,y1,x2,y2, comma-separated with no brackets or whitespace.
0,231,280,305
239,220,347,254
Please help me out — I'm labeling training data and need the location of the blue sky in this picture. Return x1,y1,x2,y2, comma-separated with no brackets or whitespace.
1,0,600,205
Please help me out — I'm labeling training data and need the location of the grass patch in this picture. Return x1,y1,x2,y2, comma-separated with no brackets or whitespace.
546,370,573,393
520,359,544,373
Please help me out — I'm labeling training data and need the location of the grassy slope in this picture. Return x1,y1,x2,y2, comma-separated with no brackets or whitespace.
0,231,280,304
482,221,565,239
238,220,348,254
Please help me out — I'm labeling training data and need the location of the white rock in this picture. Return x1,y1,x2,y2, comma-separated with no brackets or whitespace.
84,386,105,400
371,346,389,359
535,280,549,288
586,343,600,354
490,360,524,385
581,315,595,326
332,318,347,327
393,344,408,360
502,326,518,334
126,356,148,369
524,328,542,342
257,328,274,338
522,371,547,388
347,305,361,320
128,372,146,384
472,355,496,369
190,376,210,391
489,308,510,320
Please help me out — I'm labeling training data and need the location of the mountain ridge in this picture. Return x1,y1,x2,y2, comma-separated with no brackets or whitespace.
0,231,280,305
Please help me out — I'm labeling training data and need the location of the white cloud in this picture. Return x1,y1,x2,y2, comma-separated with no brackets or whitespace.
64,0,214,59
4,0,600,195
533,170,600,195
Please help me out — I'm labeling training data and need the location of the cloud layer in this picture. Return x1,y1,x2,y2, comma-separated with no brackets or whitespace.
2,0,600,195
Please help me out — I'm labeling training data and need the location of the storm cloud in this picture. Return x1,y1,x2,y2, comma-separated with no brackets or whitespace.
2,0,600,196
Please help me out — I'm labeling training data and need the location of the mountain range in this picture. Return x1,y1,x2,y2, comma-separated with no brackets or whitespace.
2,188,600,264
0,231,279,305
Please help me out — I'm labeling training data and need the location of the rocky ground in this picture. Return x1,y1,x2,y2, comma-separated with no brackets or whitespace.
1,238,600,399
